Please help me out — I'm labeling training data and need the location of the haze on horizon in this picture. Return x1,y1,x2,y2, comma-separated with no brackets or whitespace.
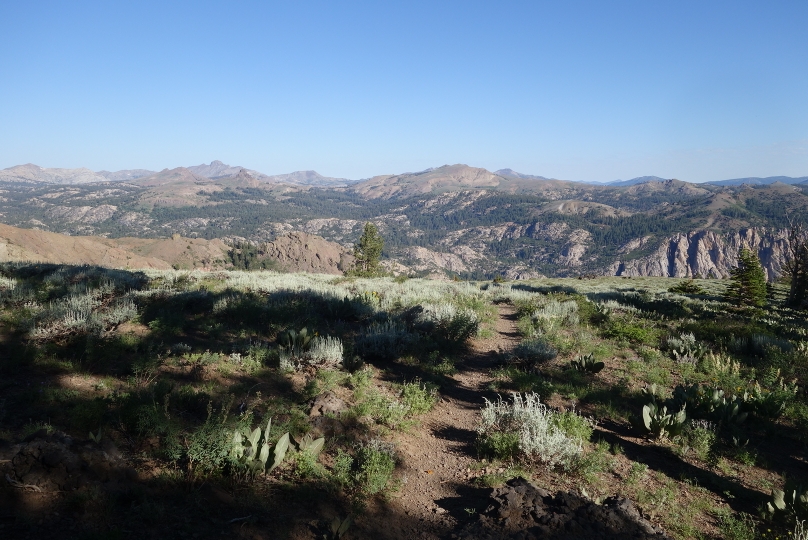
1,1,806,183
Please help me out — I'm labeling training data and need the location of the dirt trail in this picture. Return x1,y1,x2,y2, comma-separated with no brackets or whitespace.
357,305,521,539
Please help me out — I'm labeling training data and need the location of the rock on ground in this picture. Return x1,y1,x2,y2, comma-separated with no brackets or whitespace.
457,477,672,540
1,431,136,492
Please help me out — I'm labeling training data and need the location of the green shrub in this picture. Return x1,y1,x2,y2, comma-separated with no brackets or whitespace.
354,389,410,429
571,440,611,482
347,366,373,394
551,410,594,443
425,353,456,376
303,369,345,399
186,399,235,476
715,510,757,540
677,420,716,461
294,449,326,478
492,366,552,394
331,449,355,488
785,401,808,443
602,318,658,345
354,441,396,496
625,461,648,485
399,379,438,416
342,354,365,373
478,431,520,460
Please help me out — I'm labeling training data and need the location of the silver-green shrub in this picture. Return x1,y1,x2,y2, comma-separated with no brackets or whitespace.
308,336,344,367
478,393,583,469
416,302,480,344
530,300,579,332
513,337,558,367
355,320,411,361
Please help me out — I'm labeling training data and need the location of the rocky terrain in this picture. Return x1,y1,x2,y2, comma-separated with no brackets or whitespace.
608,228,792,281
0,162,806,278
459,478,672,540
263,231,354,274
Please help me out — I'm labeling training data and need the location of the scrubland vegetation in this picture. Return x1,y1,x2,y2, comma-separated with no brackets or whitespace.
0,263,807,539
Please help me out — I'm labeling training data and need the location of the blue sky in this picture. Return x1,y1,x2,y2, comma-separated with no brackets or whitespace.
1,1,806,182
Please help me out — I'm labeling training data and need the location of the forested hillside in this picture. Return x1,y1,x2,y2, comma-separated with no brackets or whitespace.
0,165,807,279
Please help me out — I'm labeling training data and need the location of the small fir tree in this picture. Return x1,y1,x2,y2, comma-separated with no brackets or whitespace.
725,247,767,308
350,222,384,277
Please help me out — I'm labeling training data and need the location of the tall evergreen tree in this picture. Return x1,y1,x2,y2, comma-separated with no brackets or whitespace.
350,222,384,277
725,247,767,308
785,223,808,309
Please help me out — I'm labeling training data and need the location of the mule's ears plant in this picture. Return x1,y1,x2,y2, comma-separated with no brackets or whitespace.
270,432,290,472
230,417,292,474
89,428,102,443
765,480,808,521
570,353,605,374
326,515,353,539
641,383,667,403
640,402,687,439
297,433,325,457
279,327,313,353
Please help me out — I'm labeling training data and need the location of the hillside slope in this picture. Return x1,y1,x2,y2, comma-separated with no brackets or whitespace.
0,223,171,269
1,163,806,279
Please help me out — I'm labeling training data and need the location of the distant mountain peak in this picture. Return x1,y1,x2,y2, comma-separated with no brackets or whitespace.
605,176,669,186
495,168,551,181
264,170,356,186
0,164,108,185
707,175,808,186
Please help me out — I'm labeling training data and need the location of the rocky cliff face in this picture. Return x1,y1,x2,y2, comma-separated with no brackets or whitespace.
608,228,790,280
264,232,354,275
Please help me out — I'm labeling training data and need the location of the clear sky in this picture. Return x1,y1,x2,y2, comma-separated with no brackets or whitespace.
1,1,806,182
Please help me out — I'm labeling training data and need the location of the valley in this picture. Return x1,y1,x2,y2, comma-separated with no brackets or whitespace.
0,162,806,280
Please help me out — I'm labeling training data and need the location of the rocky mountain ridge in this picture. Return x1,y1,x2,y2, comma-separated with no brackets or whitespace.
608,228,791,280
0,164,109,185
0,161,357,188
0,162,806,279
5,161,808,191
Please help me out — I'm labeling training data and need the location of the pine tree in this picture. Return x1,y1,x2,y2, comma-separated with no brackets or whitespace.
350,222,384,277
785,223,808,309
725,247,767,308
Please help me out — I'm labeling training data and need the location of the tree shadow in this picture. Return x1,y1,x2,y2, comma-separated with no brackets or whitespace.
593,421,768,515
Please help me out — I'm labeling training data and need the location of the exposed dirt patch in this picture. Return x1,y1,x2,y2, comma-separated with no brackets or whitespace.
349,305,521,538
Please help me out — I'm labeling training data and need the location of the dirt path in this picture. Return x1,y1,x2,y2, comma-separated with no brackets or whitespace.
356,305,521,539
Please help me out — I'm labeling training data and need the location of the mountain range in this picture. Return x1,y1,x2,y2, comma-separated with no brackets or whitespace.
0,161,806,280
3,161,806,188
0,161,357,187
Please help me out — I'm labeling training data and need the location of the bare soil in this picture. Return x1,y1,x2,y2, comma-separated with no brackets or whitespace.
349,305,521,539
